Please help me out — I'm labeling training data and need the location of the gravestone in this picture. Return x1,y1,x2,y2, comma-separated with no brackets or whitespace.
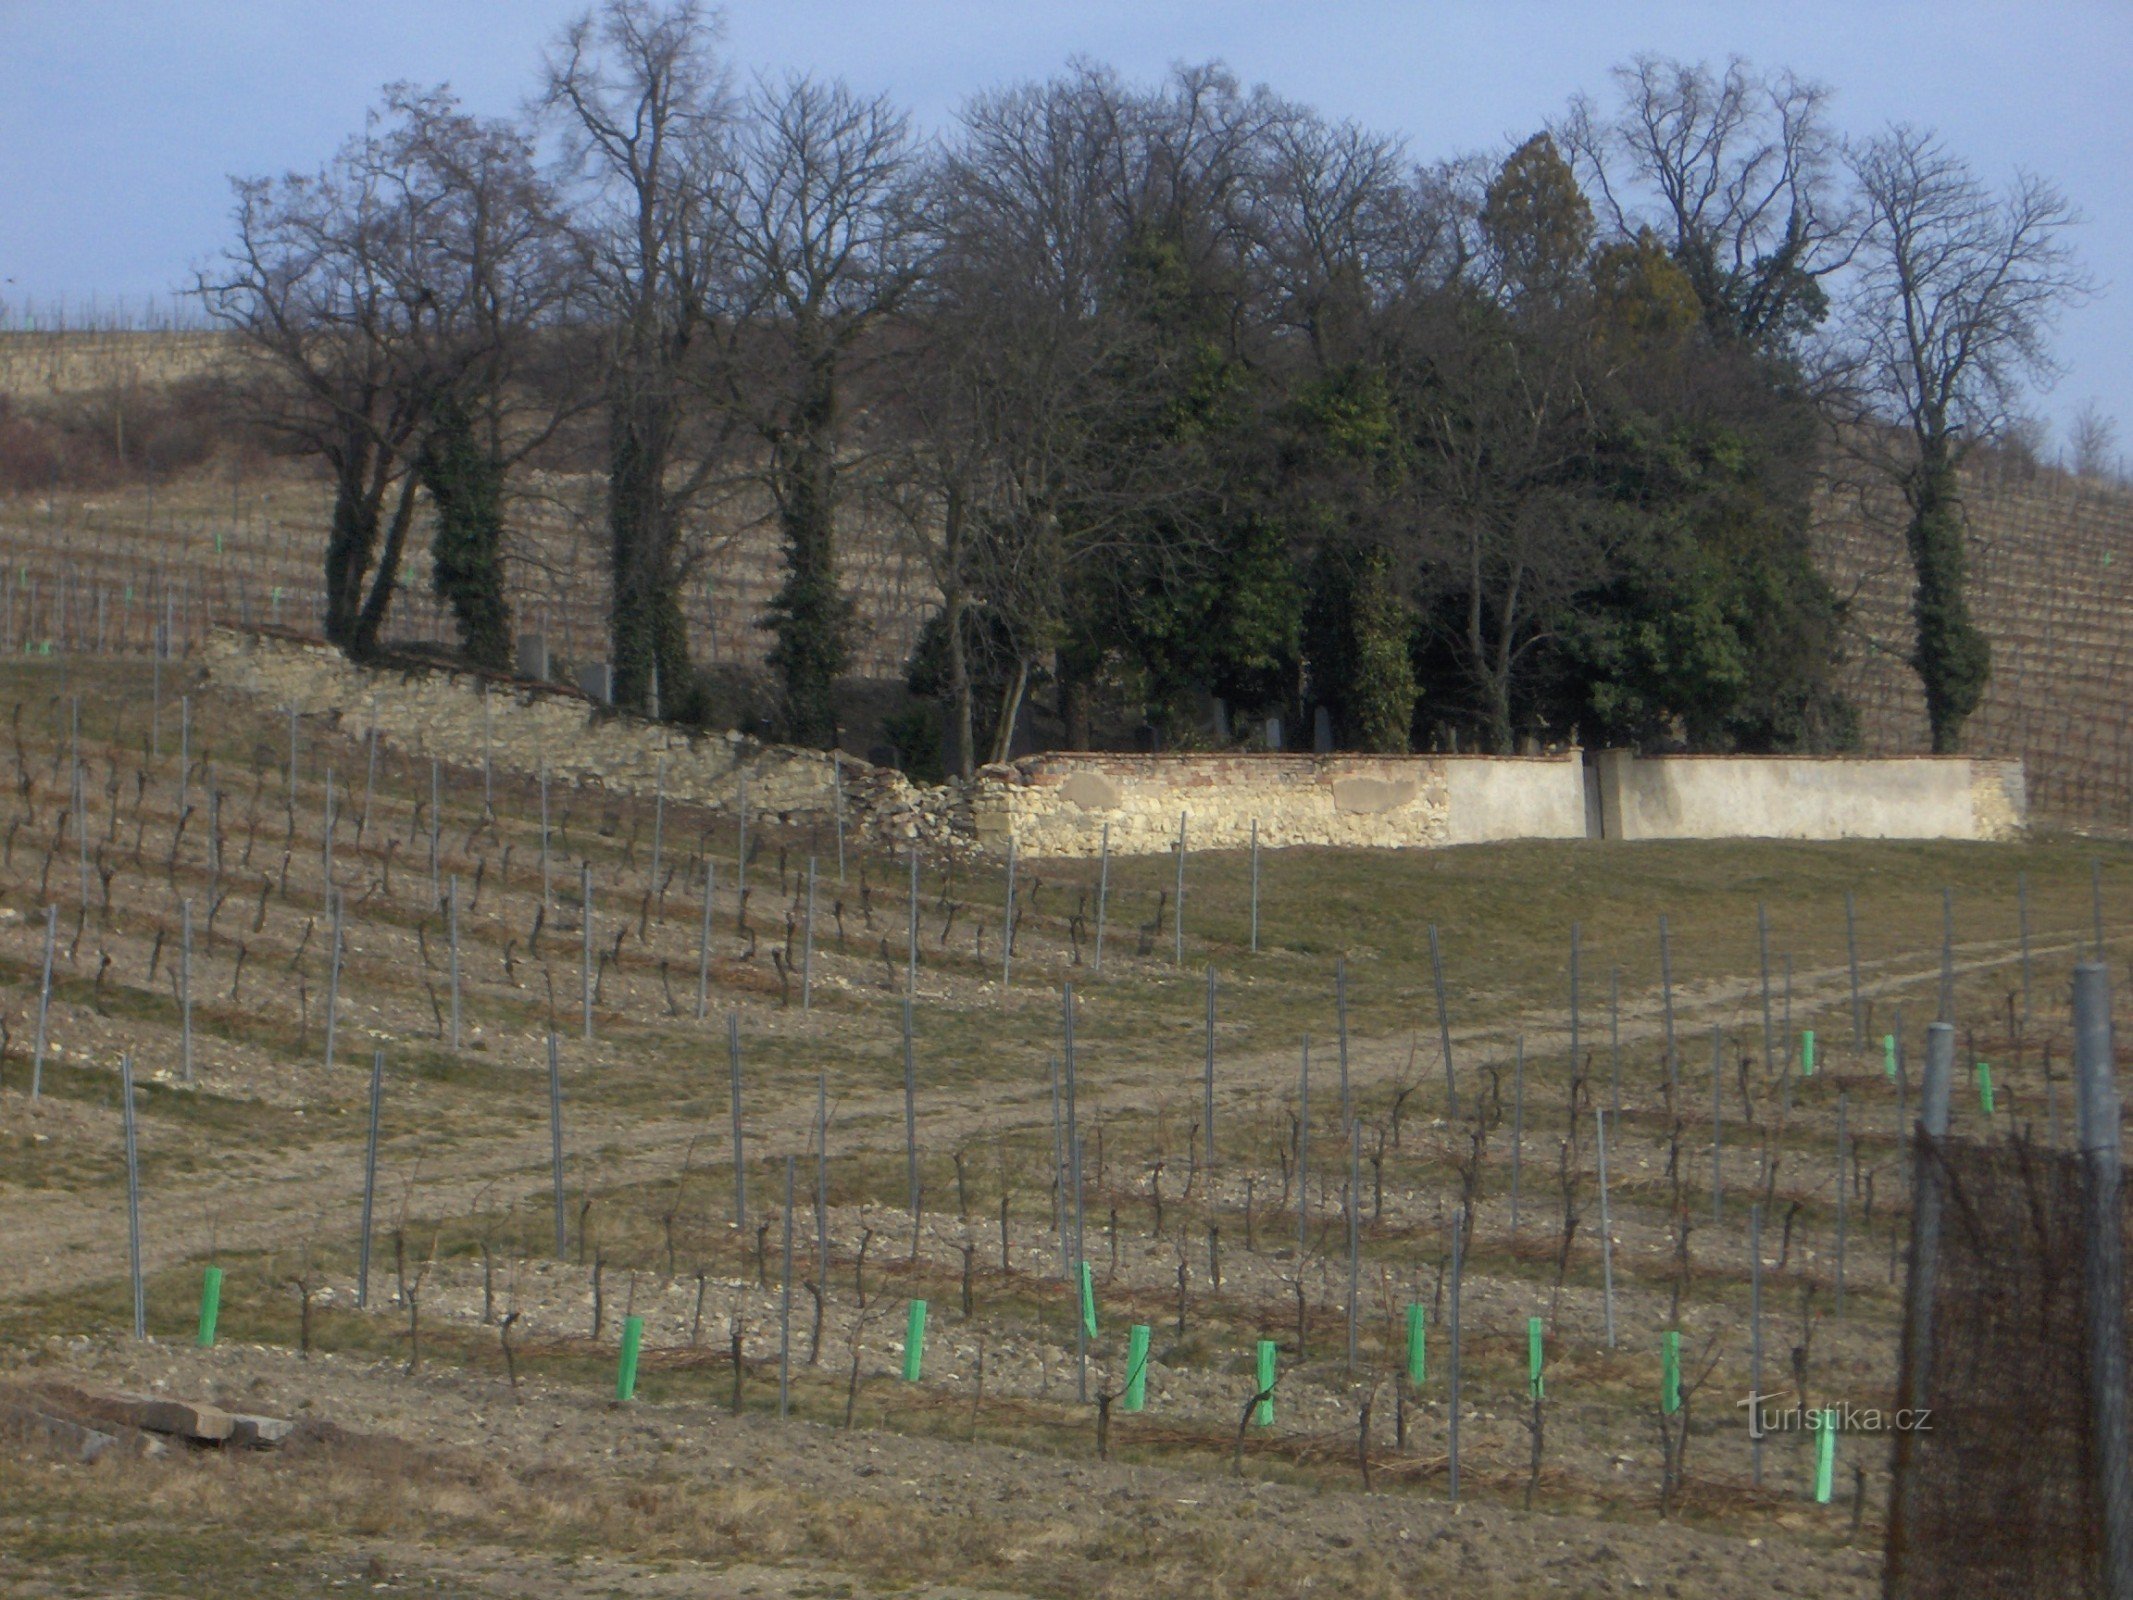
516,632,550,682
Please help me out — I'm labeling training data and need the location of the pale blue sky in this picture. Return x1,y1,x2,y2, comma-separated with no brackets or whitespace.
2,1,2125,450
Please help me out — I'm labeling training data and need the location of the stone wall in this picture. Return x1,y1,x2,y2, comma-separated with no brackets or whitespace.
1589,749,2028,843
201,629,943,838
206,631,2028,856
965,751,1589,857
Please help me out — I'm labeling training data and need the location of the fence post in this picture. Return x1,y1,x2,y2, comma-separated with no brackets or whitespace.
1448,1209,1464,1504
358,1050,384,1309
1846,888,1863,1050
1094,822,1109,974
122,1052,144,1340
30,904,54,1100
547,1032,566,1258
1173,810,1187,967
729,1013,746,1232
581,862,594,1041
1595,1107,1616,1347
1888,1021,1954,1581
1429,925,1456,1117
780,1156,795,1418
1204,966,1218,1170
2075,962,2133,1597
903,996,919,1227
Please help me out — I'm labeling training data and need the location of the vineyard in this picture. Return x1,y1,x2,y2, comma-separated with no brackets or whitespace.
1,652,2128,1596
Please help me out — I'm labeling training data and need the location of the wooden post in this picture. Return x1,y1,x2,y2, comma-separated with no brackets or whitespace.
1346,1121,1361,1375
1248,817,1259,954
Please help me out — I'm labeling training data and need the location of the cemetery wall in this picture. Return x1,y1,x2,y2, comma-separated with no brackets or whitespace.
205,630,2026,856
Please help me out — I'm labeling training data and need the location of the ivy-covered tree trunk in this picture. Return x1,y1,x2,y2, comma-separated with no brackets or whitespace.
1347,546,1420,753
419,397,513,673
764,368,853,748
607,392,690,717
1904,442,1990,753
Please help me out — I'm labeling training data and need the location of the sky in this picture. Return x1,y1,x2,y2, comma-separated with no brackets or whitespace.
1,0,2126,451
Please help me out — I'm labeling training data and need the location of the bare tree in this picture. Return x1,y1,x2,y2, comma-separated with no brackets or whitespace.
200,113,436,655
712,74,927,746
2068,399,2120,482
1840,126,2090,750
1560,55,1854,353
544,0,738,715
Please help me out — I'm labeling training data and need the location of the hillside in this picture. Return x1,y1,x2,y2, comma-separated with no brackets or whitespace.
3,332,2130,823
1814,455,2133,831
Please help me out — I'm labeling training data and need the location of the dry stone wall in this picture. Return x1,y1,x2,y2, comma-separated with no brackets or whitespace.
202,629,948,841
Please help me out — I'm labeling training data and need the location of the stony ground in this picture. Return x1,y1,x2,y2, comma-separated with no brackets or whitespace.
0,657,2121,1597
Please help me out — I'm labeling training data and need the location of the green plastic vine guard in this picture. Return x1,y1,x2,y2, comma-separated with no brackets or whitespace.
1405,1303,1426,1386
616,1315,644,1402
197,1266,223,1349
1801,1030,1815,1076
1254,1339,1276,1427
1662,1329,1680,1414
903,1300,928,1382
1814,1409,1837,1503
1079,1262,1097,1338
1124,1324,1150,1412
1977,1061,1995,1115
1527,1317,1544,1400
1883,1035,1897,1078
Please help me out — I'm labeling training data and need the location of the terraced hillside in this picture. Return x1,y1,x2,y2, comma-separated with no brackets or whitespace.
1815,456,2133,831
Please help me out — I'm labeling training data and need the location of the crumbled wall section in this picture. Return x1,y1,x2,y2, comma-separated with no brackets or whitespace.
202,628,916,830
